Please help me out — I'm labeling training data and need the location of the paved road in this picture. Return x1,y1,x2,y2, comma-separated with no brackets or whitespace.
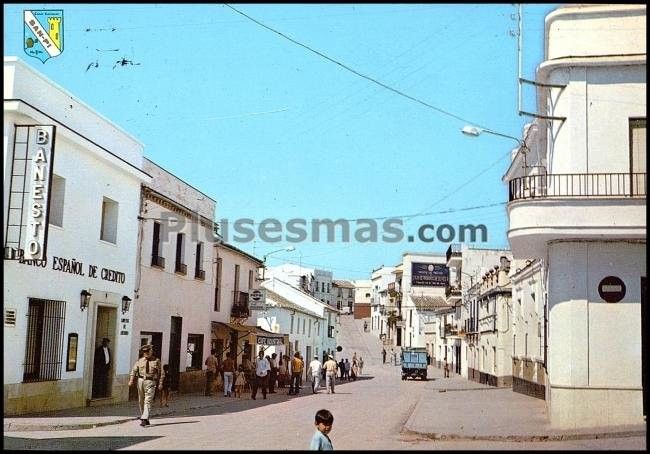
4,317,646,450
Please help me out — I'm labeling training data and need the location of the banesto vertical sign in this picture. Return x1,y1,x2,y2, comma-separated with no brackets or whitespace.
25,126,55,260
3,125,57,261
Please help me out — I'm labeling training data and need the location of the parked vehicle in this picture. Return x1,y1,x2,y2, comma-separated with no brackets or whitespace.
400,348,428,380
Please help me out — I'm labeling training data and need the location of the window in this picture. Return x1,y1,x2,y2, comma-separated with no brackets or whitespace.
100,197,118,243
630,118,646,195
290,315,294,334
49,174,65,227
409,310,412,328
365,293,370,298
23,298,66,382
322,282,325,293
214,258,222,311
234,264,240,291
302,318,306,335
66,332,78,372
175,233,186,274
151,222,164,268
493,347,497,373
308,319,312,337
513,335,516,356
327,283,330,293
186,334,204,370
525,333,528,357
248,269,253,289
195,242,204,279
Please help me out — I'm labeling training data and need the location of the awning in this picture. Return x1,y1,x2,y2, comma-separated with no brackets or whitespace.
211,321,286,345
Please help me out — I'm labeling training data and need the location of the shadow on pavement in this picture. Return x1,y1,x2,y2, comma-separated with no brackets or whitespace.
148,420,200,427
4,436,161,450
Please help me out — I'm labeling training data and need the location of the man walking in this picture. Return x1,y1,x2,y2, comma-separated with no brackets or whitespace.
289,352,304,395
308,355,322,394
344,359,351,380
128,344,164,427
204,349,218,396
338,358,345,380
268,353,278,394
323,355,338,394
251,349,270,400
382,348,386,364
222,352,235,397
93,338,112,398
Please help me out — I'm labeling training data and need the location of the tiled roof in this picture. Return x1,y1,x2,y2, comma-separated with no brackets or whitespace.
265,289,322,318
332,280,355,288
411,295,449,310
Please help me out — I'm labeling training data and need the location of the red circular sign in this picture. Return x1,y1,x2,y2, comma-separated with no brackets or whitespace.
598,276,626,303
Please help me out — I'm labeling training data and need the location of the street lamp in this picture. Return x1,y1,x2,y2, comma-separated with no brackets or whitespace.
260,246,296,280
461,125,528,168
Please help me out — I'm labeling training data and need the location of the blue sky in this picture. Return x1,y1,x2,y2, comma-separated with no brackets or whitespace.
4,3,558,279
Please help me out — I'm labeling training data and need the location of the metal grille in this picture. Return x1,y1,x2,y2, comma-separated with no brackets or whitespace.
23,298,66,383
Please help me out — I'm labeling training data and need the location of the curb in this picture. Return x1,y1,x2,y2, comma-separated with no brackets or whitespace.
400,427,647,442
3,400,226,432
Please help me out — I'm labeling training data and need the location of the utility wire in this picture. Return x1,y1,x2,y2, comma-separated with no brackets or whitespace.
225,4,490,130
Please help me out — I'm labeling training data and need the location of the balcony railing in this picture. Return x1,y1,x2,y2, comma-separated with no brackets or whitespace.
175,262,187,275
445,285,462,298
509,172,646,202
151,255,165,269
231,291,250,318
446,243,462,262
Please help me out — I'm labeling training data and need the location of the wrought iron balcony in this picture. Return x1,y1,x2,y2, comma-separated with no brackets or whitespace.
175,261,187,275
446,243,462,263
151,255,165,269
231,291,250,318
509,172,646,202
445,285,462,299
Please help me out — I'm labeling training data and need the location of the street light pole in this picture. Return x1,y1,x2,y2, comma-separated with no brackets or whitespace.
461,125,528,169
261,246,297,280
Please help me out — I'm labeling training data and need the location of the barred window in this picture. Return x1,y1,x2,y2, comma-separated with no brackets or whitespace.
23,298,66,382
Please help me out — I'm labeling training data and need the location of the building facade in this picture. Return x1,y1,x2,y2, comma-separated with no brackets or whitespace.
503,4,646,428
332,279,355,314
4,57,149,414
352,279,372,320
369,266,395,339
132,158,216,394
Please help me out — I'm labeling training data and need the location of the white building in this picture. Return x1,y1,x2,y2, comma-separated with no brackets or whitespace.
397,252,448,349
510,258,546,400
370,266,395,339
132,158,216,393
503,4,646,428
332,279,355,313
261,277,341,362
313,268,334,306
265,264,335,307
3,57,150,414
445,244,512,378
352,279,372,320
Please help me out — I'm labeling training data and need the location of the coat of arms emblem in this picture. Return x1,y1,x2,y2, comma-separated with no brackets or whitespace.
24,10,63,63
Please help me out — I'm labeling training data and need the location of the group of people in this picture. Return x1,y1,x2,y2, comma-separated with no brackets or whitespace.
334,354,363,381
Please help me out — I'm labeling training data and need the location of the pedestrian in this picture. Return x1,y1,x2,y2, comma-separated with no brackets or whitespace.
358,357,364,376
222,352,236,397
242,354,255,392
268,353,278,394
382,347,386,364
352,352,357,365
251,349,270,400
444,357,450,378
309,409,334,450
289,352,304,395
364,320,368,331
308,354,322,393
350,360,358,381
298,353,305,389
204,349,218,396
278,355,288,388
93,337,112,398
159,364,171,407
344,359,351,380
323,355,338,394
128,344,164,427
338,358,345,380
234,365,247,398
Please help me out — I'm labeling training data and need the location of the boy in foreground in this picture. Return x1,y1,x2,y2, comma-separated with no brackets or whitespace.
309,409,334,450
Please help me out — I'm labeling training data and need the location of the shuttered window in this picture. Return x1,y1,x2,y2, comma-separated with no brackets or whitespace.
23,298,66,382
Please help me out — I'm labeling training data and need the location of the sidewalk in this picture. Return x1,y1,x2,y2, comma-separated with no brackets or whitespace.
402,364,647,442
3,390,283,432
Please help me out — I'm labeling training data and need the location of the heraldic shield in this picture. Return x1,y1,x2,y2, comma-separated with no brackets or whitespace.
24,10,64,63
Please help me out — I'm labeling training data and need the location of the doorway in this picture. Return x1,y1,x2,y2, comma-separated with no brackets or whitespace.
169,316,182,391
92,306,116,399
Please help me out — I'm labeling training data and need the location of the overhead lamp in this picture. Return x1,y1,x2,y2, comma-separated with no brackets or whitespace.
80,290,92,311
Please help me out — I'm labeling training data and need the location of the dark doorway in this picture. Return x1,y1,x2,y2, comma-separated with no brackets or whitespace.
641,277,647,420
141,332,163,363
169,316,182,391
455,344,462,374
396,327,402,347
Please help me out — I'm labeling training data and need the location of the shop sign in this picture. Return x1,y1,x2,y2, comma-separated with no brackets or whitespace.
411,262,449,287
257,335,283,346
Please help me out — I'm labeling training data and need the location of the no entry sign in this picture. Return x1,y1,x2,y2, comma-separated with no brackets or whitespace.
598,276,626,303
